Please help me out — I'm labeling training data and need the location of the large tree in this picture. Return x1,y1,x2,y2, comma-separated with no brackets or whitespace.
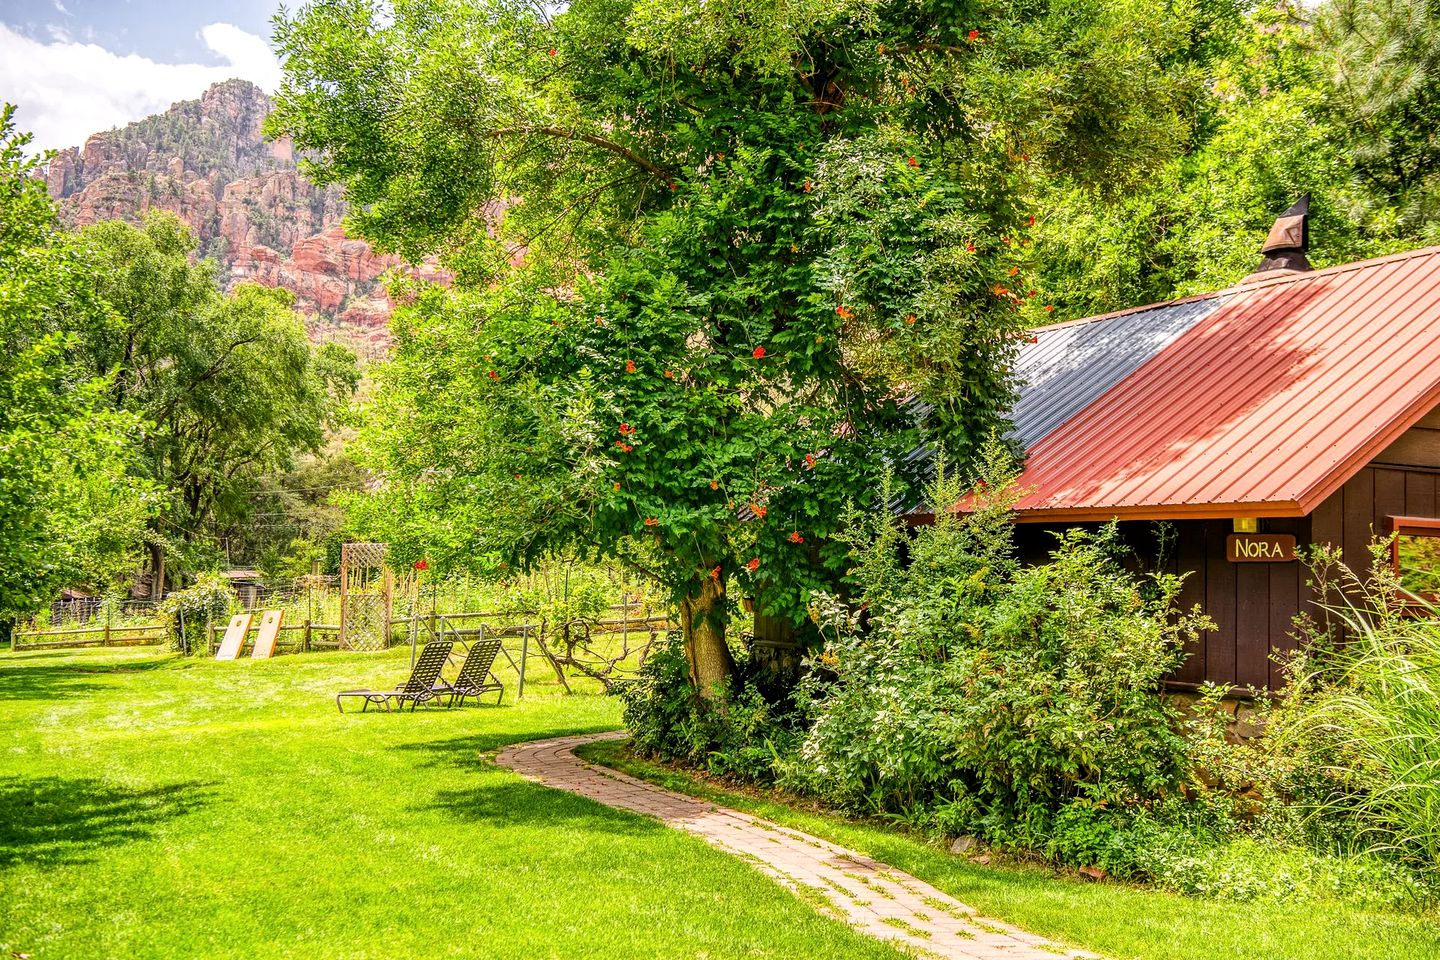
0,107,154,617
271,0,1197,692
76,214,360,591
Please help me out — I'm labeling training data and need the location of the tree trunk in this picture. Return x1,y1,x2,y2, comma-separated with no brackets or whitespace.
148,541,166,600
680,572,735,698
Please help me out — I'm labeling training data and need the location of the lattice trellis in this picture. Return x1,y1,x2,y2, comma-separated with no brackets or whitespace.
339,542,393,651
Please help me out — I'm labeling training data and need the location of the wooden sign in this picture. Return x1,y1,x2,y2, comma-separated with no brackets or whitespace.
1227,533,1296,563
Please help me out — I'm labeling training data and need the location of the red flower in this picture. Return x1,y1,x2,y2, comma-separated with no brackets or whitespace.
1027,215,1036,226
669,182,677,190
488,370,498,380
625,359,636,373
750,504,768,519
746,557,760,572
1009,266,1019,276
802,180,813,193
548,48,557,57
804,453,817,469
644,517,659,527
965,241,976,253
968,29,980,41
1001,235,1011,245
906,156,919,168
664,369,674,378
836,305,854,320
514,473,522,480
905,314,917,325
752,346,766,359
710,565,722,580
1044,304,1056,313
619,423,634,435
710,480,719,490
615,441,634,452
992,285,1010,296
413,559,429,571
787,531,805,544
613,482,621,491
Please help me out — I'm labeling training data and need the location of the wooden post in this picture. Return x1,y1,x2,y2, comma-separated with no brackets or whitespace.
303,619,312,653
102,607,111,647
518,625,529,700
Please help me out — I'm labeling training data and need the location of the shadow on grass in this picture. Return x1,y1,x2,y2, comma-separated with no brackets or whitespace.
0,775,215,869
392,727,623,772
0,658,178,701
395,729,658,835
423,777,662,836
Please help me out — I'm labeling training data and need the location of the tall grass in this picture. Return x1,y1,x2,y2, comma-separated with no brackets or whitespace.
1277,547,1440,872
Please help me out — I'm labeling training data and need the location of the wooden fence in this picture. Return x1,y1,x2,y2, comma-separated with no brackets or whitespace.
12,621,166,650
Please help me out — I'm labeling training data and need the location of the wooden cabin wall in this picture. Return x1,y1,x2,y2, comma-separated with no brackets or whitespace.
1013,415,1440,692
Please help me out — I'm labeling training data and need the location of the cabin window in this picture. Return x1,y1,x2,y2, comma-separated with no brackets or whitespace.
1388,516,1440,600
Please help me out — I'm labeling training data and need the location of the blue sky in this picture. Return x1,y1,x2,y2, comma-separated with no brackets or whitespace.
0,1,287,153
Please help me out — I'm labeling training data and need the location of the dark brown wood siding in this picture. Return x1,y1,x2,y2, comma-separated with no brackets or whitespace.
1011,418,1440,691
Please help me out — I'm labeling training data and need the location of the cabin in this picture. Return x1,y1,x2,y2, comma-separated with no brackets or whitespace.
753,199,1440,693
956,199,1440,693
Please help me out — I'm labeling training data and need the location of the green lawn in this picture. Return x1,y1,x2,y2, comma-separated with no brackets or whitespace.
7,646,1438,960
579,742,1440,960
0,645,905,960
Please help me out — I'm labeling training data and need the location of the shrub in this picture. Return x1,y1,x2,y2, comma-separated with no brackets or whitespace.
156,576,233,653
788,448,1211,847
621,631,801,782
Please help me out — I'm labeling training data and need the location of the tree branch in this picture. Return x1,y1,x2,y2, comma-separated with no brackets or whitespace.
486,126,671,181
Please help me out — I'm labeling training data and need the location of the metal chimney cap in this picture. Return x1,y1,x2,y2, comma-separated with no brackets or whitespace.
1243,194,1313,283
1261,194,1310,254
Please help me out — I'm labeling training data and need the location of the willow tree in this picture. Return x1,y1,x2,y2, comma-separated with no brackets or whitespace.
271,0,1194,693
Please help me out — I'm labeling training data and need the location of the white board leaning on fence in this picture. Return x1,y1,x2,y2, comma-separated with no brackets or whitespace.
251,610,284,659
215,613,253,660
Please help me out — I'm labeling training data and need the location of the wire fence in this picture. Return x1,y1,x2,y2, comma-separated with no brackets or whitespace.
12,567,677,697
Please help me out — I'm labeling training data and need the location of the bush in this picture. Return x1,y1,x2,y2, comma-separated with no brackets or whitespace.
156,576,232,653
621,631,801,782
787,452,1209,848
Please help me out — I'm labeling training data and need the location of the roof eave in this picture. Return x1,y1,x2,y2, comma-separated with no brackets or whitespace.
1006,499,1307,524
1293,373,1440,515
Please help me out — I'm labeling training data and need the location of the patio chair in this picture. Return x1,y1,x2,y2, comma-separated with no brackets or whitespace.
439,638,505,707
335,640,454,713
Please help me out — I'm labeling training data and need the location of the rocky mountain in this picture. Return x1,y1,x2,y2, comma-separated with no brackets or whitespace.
41,79,441,353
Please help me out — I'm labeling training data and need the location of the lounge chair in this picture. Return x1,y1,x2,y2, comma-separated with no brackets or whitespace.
336,640,454,713
440,638,505,707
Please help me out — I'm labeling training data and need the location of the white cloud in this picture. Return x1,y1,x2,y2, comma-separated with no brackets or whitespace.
0,22,282,154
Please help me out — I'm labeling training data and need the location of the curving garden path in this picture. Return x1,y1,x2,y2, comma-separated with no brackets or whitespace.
496,732,1099,960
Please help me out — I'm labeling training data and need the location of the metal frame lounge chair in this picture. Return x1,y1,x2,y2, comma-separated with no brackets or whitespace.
336,640,454,713
439,638,505,707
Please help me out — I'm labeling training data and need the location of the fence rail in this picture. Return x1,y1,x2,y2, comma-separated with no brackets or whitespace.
13,622,165,650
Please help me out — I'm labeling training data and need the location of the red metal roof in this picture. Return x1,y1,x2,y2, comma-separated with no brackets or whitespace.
999,246,1440,522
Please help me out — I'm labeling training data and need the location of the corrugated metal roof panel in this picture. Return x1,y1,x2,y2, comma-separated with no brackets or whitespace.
998,246,1440,521
1010,296,1226,447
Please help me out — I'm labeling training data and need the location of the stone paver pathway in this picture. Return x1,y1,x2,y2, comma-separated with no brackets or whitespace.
496,732,1099,960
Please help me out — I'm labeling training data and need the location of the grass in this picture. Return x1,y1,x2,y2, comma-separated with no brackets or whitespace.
577,741,1440,960
0,644,906,960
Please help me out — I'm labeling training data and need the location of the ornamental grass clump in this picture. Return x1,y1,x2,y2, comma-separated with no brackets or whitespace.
1261,547,1440,876
789,446,1211,848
